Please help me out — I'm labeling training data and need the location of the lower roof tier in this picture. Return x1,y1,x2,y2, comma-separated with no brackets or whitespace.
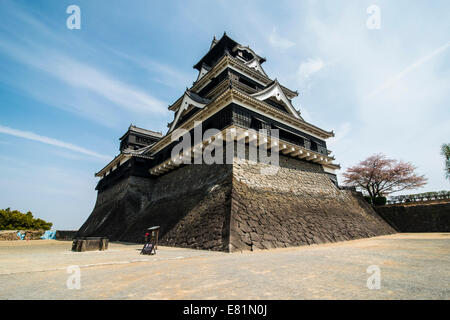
96,99,338,179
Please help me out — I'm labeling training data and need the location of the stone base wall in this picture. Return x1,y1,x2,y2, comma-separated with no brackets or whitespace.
375,202,450,232
0,230,45,240
78,154,395,252
119,164,232,251
229,156,395,251
78,164,233,251
76,176,154,240
0,231,20,241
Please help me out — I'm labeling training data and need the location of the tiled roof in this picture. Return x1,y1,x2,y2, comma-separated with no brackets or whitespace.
128,125,163,137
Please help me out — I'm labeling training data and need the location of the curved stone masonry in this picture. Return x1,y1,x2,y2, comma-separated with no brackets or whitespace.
77,151,395,252
230,156,395,251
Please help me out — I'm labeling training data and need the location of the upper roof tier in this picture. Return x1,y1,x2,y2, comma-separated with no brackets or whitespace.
193,33,266,71
119,124,163,141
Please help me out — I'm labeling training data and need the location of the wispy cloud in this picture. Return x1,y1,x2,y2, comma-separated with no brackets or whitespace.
0,125,111,161
297,58,325,87
0,39,168,116
366,41,450,99
268,27,295,50
295,2,450,192
0,2,169,126
53,55,168,115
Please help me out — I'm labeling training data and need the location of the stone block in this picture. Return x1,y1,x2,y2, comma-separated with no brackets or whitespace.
72,237,109,252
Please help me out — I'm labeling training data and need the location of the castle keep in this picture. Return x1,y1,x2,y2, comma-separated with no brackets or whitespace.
77,34,395,251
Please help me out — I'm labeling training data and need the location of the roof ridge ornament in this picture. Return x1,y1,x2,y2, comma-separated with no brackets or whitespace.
210,35,218,49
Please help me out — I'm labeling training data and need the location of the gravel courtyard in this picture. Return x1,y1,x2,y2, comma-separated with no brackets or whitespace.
0,233,448,299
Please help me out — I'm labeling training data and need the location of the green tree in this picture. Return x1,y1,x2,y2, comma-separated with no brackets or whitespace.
0,208,52,230
441,143,450,180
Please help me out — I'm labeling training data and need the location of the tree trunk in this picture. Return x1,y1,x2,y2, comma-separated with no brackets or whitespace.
371,195,376,204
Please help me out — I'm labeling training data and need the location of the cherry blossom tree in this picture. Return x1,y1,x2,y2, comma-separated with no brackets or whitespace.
343,154,427,203
441,143,450,180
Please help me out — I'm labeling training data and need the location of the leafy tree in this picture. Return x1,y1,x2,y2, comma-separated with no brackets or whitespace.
343,154,427,204
0,208,52,230
441,143,450,180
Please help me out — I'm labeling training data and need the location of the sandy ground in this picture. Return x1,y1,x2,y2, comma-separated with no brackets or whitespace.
0,233,448,299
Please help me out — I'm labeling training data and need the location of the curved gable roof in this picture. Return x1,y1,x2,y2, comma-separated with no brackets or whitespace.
251,80,303,120
168,90,210,133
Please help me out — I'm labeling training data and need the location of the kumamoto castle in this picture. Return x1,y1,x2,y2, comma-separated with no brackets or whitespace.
77,34,395,251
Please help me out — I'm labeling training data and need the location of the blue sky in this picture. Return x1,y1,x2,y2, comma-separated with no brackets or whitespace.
0,0,449,229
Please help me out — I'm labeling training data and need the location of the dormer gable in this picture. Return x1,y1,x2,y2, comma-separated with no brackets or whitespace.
196,63,211,81
251,80,303,120
243,58,268,77
232,44,266,64
168,90,210,133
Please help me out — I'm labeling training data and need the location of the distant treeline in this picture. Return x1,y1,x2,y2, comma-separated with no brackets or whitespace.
0,208,53,230
387,191,450,204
